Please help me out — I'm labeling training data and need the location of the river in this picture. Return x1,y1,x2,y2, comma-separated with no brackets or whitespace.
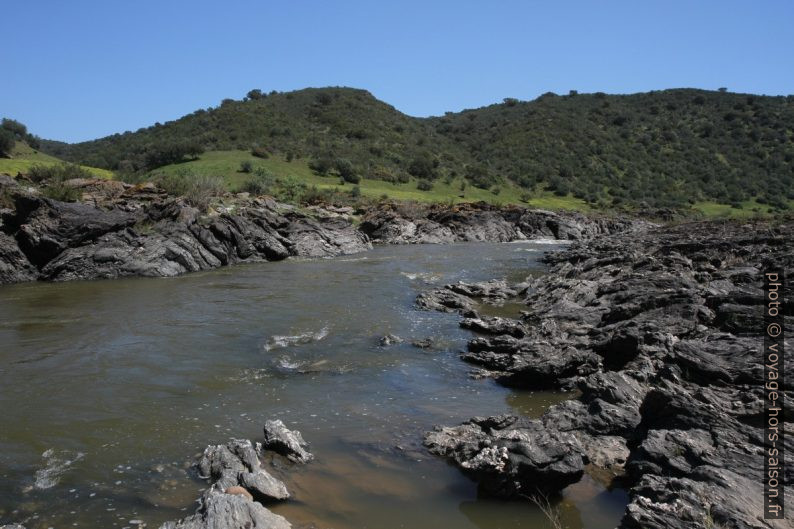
0,241,627,529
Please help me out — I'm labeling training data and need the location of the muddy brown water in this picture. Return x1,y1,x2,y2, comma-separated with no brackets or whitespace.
0,241,628,529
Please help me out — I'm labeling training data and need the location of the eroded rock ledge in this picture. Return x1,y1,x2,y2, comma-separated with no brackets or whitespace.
422,220,793,529
0,176,640,285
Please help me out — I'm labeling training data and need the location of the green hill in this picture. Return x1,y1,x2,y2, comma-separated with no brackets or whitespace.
36,87,794,214
0,141,112,179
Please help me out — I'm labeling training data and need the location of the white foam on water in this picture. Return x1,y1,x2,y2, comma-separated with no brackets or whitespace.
277,355,304,369
34,448,85,489
400,271,442,282
263,326,330,352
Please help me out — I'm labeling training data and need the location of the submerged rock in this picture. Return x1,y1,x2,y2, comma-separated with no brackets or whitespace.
378,333,404,346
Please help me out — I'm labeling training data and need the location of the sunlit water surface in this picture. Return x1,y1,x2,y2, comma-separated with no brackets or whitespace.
0,241,627,529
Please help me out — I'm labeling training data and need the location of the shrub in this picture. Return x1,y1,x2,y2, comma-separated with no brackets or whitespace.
277,175,307,202
240,168,277,196
43,181,79,202
143,141,203,170
309,157,334,175
300,185,326,205
28,163,93,183
465,164,496,189
158,171,224,211
417,179,433,191
251,146,270,159
335,158,360,183
350,185,361,197
408,156,436,179
239,161,253,173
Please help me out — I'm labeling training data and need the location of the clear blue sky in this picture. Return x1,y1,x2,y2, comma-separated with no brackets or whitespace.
2,0,792,143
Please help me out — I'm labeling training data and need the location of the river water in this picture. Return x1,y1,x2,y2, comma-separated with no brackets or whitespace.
0,241,627,529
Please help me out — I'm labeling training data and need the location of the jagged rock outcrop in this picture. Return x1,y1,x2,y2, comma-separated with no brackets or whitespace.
425,414,585,497
262,420,314,463
423,220,794,528
360,201,640,244
0,177,641,285
0,178,371,284
160,422,314,529
197,439,290,502
159,491,291,529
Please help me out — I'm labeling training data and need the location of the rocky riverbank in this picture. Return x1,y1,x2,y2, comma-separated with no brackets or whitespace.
422,220,793,528
0,175,640,285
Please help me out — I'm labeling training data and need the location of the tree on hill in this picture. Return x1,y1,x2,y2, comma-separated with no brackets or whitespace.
1,118,42,154
0,129,15,157
2,118,27,138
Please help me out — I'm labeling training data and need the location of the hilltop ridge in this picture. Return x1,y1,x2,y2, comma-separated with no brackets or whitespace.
27,86,794,212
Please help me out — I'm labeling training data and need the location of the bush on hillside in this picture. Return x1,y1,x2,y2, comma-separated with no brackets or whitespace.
143,141,203,170
334,158,360,183
417,179,433,191
408,155,436,180
309,157,334,175
28,163,93,183
251,145,270,159
465,164,496,189
43,181,80,202
158,171,224,211
240,168,277,196
0,129,14,157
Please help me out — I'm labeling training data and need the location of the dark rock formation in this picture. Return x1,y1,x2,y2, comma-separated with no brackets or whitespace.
263,420,314,463
424,220,794,528
197,439,289,502
0,177,641,285
160,421,315,529
159,492,291,529
0,178,370,284
425,414,585,497
360,201,640,244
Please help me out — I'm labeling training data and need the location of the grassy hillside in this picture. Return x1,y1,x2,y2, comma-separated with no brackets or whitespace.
0,141,112,179
148,150,590,209
35,87,794,214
